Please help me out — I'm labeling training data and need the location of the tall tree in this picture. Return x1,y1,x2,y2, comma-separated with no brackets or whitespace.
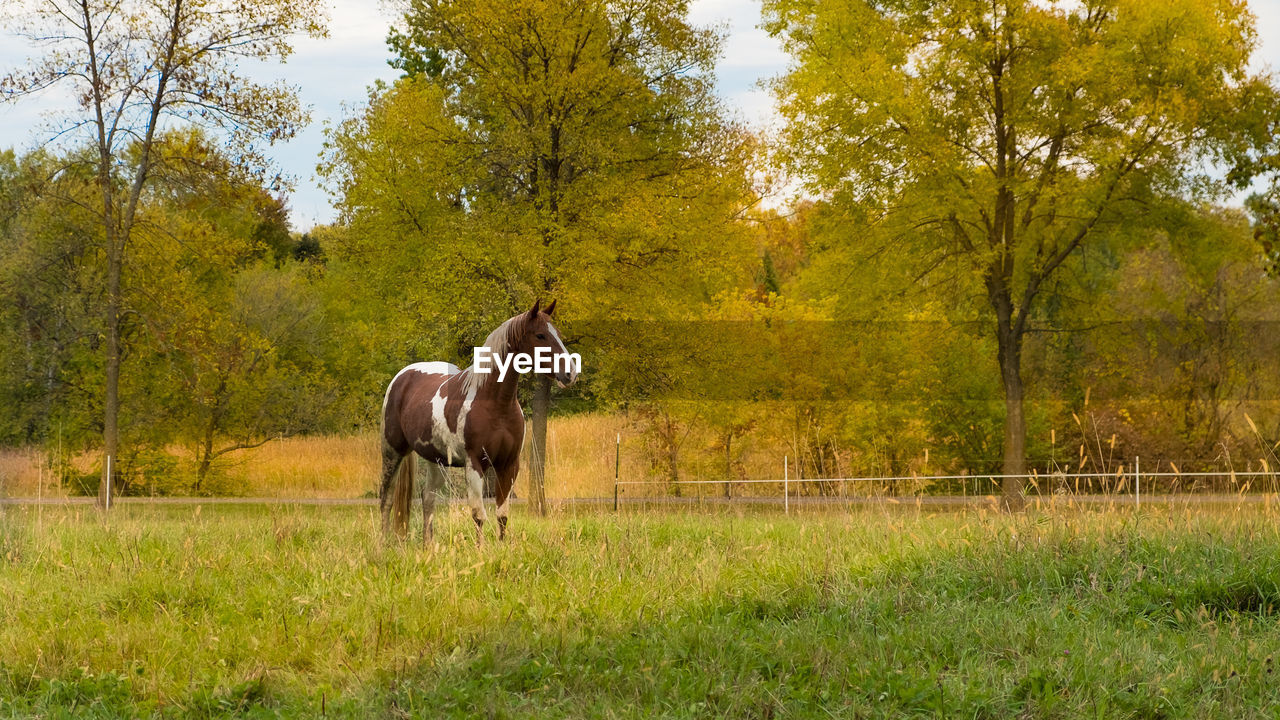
765,0,1278,508
330,0,753,512
2,0,326,506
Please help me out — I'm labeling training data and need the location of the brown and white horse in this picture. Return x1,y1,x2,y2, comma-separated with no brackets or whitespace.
379,300,577,543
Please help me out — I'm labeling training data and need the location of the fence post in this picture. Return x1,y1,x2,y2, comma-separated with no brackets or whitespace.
784,455,789,515
614,434,620,512
36,460,43,533
1135,456,1140,509
105,454,112,511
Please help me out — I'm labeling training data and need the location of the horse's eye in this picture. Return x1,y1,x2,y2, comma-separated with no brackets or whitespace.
536,333,547,340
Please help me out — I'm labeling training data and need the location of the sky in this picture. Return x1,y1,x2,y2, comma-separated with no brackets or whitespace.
1,0,1277,230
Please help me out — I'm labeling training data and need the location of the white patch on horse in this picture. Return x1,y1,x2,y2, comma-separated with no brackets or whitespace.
465,463,487,518
546,321,567,355
383,361,459,411
429,375,477,464
546,321,578,384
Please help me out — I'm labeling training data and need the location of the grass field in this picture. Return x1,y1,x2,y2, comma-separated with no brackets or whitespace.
4,503,1280,718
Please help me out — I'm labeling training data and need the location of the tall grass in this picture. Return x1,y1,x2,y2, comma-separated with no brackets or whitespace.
233,434,382,497
4,505,1280,717
0,447,48,497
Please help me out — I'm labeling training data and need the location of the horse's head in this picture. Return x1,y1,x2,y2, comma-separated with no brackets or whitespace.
518,299,579,387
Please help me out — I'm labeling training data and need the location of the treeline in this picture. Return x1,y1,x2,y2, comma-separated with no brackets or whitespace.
0,139,350,493
2,0,1279,501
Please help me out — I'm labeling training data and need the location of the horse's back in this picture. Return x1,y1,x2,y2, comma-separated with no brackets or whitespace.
383,362,460,451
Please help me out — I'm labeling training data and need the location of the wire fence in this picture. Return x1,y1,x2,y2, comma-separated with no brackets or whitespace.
610,467,1280,513
5,453,1278,513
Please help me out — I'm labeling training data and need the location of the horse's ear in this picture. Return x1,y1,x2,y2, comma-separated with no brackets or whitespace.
527,298,540,321
545,299,557,317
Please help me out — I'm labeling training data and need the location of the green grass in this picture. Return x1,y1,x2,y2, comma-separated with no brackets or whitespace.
3,503,1280,717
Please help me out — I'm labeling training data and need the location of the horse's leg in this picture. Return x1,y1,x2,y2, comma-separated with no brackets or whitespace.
464,455,489,545
494,461,519,541
378,440,404,537
421,462,447,546
420,462,430,545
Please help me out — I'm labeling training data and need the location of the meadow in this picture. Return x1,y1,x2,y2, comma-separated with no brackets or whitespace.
3,502,1280,718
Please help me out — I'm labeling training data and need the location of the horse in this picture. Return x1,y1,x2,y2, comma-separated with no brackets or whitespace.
379,299,578,543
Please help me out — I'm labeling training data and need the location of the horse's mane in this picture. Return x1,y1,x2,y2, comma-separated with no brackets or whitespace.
462,313,526,393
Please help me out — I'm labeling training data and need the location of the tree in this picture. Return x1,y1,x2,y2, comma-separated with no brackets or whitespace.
0,135,349,493
328,0,754,512
1067,201,1280,470
1248,190,1280,277
2,0,326,506
127,134,341,491
159,266,337,491
765,0,1278,508
0,148,106,448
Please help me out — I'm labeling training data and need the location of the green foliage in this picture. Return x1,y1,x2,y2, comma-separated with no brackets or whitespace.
385,24,446,79
759,250,781,296
2,0,330,500
764,0,1280,480
1053,200,1280,467
323,0,757,438
0,148,107,447
1247,189,1280,277
290,233,324,264
0,136,355,486
125,137,349,486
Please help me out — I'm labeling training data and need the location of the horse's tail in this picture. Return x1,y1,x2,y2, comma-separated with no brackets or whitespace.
392,452,415,537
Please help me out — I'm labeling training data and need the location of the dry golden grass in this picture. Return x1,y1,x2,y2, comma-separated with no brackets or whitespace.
0,446,100,497
536,412,630,498
229,433,383,497
0,413,795,499
0,447,44,496
534,411,792,499
0,435,381,499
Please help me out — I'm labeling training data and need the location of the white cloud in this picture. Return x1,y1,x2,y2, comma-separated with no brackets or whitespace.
719,27,789,70
1250,0,1280,75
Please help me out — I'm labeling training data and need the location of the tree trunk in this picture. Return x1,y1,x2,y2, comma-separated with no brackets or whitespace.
528,374,550,516
99,232,122,508
723,431,732,499
668,432,680,488
195,418,215,493
996,315,1027,511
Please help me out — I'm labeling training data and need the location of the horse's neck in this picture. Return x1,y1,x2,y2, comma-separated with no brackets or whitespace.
493,373,521,408
475,332,522,408
471,367,521,409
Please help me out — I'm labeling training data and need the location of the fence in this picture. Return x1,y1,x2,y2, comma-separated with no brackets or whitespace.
611,465,1280,512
